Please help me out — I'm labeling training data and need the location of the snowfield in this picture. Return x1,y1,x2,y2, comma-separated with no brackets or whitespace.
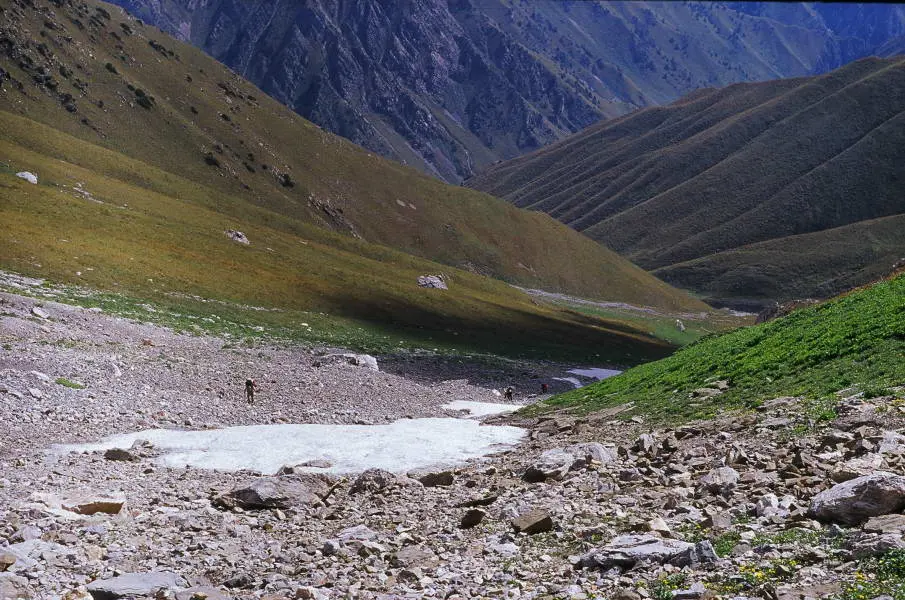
55,417,526,475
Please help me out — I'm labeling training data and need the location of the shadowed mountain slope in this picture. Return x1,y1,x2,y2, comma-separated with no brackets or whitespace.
105,0,905,182
469,57,905,309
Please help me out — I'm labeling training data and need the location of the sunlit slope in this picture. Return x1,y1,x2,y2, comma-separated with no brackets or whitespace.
537,273,905,421
0,0,706,314
470,57,905,307
0,114,676,362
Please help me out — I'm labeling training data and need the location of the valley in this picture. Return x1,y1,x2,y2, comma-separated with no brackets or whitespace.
470,56,905,310
2,0,905,599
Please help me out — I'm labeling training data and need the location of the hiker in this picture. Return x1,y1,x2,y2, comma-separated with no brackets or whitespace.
245,379,257,404
504,386,513,401
541,383,548,394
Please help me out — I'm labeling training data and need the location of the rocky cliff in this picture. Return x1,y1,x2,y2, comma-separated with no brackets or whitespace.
105,0,905,182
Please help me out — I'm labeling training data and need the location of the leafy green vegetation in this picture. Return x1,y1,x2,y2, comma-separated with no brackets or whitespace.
55,377,86,389
649,573,687,600
536,274,905,421
837,549,905,600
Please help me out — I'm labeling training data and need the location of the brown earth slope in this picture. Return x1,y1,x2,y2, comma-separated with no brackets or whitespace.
469,56,905,309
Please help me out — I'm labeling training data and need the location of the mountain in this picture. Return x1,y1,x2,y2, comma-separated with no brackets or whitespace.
469,56,905,310
878,35,905,57
0,0,711,361
103,0,905,182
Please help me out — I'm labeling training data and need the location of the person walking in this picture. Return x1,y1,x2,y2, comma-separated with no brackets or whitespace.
245,379,257,404
504,386,513,401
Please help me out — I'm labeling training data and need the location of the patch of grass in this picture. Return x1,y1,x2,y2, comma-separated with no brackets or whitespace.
537,274,905,422
713,531,742,557
836,549,905,600
752,528,821,548
650,573,688,600
55,377,85,389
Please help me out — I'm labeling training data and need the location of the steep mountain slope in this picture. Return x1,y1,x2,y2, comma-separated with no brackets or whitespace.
0,0,711,360
105,0,905,182
470,57,905,309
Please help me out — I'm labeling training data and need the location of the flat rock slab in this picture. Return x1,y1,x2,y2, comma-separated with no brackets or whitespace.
214,477,326,510
512,509,553,535
809,471,905,525
864,513,905,534
87,571,183,600
576,534,716,570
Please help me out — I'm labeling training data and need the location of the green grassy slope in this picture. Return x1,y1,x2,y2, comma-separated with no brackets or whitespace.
655,214,905,310
469,57,905,308
536,273,905,421
0,113,677,362
0,0,705,314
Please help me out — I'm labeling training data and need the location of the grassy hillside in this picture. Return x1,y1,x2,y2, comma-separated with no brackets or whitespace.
469,57,905,308
0,0,705,314
0,113,679,363
0,0,717,362
534,273,905,421
655,214,905,311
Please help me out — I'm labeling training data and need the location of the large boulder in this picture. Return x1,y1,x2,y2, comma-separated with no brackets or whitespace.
213,476,326,510
15,171,37,184
87,571,183,600
698,466,740,495
512,509,554,535
349,468,397,495
523,443,617,482
575,534,716,570
417,275,447,290
808,471,905,525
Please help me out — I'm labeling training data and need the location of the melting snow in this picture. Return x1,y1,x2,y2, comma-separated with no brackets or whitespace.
568,368,622,380
554,376,584,389
442,400,523,418
54,418,525,475
555,367,622,389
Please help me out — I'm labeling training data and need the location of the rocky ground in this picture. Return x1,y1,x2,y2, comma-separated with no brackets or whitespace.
3,286,905,600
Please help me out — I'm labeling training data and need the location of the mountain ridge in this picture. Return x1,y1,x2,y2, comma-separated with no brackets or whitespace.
0,0,709,360
105,0,905,182
468,56,905,309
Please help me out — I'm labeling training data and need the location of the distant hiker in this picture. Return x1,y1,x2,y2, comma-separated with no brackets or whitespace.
541,383,548,393
245,379,257,404
676,319,686,332
504,386,513,401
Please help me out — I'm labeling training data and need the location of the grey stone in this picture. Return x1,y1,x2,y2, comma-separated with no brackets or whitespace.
699,466,740,494
512,509,553,535
87,571,183,600
214,477,325,510
809,472,905,525
460,508,486,529
104,448,139,462
175,587,229,600
417,275,447,289
411,469,453,487
575,534,715,570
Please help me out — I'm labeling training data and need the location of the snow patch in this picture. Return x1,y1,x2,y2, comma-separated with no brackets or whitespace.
554,377,584,389
568,368,622,380
442,400,523,418
54,418,525,475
